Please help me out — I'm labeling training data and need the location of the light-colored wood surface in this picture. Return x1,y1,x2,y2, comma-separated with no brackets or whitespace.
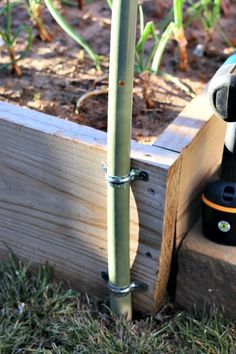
176,220,236,319
154,91,226,247
154,156,181,310
0,101,179,312
154,91,213,153
174,115,226,246
0,87,227,313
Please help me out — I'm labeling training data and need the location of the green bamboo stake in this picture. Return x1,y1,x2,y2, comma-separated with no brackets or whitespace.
107,0,138,320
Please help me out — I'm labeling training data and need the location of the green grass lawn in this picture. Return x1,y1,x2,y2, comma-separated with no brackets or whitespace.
0,253,235,354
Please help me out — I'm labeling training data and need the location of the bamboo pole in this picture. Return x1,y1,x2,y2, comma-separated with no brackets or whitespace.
107,0,138,319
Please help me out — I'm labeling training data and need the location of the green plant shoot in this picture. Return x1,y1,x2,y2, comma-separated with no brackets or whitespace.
107,0,112,9
107,0,192,94
28,0,52,42
187,0,222,43
108,2,173,74
0,0,32,76
44,0,101,70
151,21,175,74
173,0,188,71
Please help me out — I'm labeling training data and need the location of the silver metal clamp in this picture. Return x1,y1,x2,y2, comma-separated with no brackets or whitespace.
102,163,149,187
101,271,148,297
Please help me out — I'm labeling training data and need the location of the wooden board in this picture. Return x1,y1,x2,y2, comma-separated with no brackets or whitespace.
175,220,236,319
0,87,227,313
154,91,212,153
153,156,181,309
0,101,179,313
154,91,226,247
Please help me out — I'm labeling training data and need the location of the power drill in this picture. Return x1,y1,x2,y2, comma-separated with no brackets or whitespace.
202,52,236,245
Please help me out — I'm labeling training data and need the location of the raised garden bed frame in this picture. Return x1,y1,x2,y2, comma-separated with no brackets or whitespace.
0,92,226,313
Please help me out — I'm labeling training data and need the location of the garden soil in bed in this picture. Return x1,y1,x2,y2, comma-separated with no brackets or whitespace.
0,0,236,143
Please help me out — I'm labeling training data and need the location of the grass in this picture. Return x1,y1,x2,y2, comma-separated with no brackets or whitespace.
0,253,235,353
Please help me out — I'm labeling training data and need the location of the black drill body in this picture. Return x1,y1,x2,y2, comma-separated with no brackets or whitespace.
202,53,236,245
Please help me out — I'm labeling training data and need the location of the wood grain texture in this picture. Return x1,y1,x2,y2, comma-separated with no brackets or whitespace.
154,91,226,247
174,115,226,246
176,220,236,319
154,91,213,153
0,102,179,312
153,157,181,310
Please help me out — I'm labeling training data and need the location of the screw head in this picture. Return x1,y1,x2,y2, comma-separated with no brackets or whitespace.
139,171,148,181
218,220,231,233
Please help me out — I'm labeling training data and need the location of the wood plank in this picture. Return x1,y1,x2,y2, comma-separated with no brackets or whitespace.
153,91,226,246
176,220,236,320
153,91,213,153
153,156,181,310
0,101,179,312
174,116,226,246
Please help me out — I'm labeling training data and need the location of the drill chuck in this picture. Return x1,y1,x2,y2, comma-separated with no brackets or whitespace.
208,52,236,122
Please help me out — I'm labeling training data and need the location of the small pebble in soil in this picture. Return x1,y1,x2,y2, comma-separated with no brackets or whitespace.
193,44,205,57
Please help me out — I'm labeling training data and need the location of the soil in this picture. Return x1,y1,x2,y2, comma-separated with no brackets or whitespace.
0,0,236,144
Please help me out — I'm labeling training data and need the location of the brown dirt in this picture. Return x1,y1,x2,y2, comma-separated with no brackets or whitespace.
0,0,236,144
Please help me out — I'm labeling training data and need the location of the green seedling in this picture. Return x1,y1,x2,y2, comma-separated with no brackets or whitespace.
135,5,159,73
150,0,187,72
28,0,52,42
44,0,101,70
0,0,32,76
107,2,172,74
107,0,112,8
173,0,188,71
149,21,175,74
107,1,193,96
186,0,222,43
137,1,188,72
33,91,41,101
107,1,186,73
179,0,233,52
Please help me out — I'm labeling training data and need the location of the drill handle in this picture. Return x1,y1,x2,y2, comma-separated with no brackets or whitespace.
221,122,236,182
